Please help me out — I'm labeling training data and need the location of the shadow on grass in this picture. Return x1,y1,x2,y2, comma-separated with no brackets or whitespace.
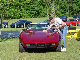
21,48,61,53
0,37,18,42
76,38,80,41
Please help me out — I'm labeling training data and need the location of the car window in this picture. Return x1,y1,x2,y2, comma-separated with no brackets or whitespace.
60,16,67,18
16,21,21,24
69,19,75,21
16,20,24,24
27,24,49,30
24,20,27,22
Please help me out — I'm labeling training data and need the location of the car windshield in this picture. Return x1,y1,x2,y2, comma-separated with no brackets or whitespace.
27,24,49,30
60,16,67,18
16,20,23,24
68,19,75,21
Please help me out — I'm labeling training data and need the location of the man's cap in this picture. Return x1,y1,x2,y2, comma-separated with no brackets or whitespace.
49,17,54,21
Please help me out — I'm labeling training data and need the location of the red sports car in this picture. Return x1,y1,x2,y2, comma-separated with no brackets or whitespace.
19,23,61,52
65,19,80,27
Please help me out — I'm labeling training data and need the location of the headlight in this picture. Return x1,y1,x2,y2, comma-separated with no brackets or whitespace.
47,43,55,47
26,44,35,47
52,43,55,46
26,44,30,47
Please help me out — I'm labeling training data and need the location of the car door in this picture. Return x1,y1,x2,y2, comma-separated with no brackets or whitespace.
71,20,76,25
77,21,80,25
20,21,24,24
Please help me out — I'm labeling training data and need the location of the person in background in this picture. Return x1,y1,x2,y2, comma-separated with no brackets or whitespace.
46,17,68,51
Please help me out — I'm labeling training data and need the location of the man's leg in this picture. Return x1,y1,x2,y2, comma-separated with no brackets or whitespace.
60,29,63,48
62,26,68,51
63,30,67,48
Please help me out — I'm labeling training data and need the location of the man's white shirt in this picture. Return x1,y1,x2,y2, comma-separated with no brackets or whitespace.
50,18,63,27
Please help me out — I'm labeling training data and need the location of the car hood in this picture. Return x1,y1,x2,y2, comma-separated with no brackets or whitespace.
21,30,60,44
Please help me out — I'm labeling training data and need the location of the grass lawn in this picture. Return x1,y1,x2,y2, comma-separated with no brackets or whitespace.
0,17,80,60
0,38,80,60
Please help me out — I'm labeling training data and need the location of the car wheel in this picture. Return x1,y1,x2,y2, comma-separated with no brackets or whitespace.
5,25,8,28
78,22,80,26
21,25,23,28
55,40,61,52
69,23,72,27
19,41,26,52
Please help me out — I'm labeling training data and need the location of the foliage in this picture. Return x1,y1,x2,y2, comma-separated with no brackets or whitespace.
54,0,80,17
0,0,80,19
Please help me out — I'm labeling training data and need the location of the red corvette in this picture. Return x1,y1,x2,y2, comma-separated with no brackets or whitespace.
65,19,80,27
19,23,61,52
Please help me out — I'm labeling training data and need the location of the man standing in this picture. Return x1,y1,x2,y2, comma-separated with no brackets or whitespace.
46,17,68,51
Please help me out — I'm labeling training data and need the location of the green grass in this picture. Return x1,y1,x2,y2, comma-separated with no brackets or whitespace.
0,38,80,60
0,17,80,60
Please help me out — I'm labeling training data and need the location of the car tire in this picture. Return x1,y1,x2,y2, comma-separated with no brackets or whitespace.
55,40,61,52
69,23,72,27
19,41,26,52
21,25,24,28
78,22,80,26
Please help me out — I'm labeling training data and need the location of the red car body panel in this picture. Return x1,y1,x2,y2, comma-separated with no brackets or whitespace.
71,21,80,25
19,29,61,48
65,21,71,26
65,21,80,26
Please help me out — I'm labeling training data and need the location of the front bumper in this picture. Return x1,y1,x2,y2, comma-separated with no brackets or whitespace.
25,43,57,48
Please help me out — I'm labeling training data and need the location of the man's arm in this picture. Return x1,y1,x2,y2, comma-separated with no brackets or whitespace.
46,26,52,31
56,22,66,29
59,22,66,28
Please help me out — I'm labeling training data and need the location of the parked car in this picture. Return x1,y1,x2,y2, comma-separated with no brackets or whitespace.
73,15,80,21
2,22,8,28
19,23,61,52
60,16,67,22
10,20,32,28
65,19,80,27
